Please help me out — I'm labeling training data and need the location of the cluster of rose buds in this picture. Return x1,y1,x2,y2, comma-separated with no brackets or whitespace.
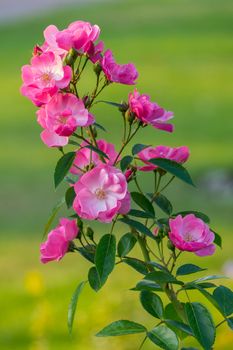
21,20,229,350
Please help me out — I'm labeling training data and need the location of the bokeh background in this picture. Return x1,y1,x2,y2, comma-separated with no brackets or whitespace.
0,0,233,349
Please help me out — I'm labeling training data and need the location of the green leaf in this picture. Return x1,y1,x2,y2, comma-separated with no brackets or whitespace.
140,290,163,319
165,319,193,336
192,275,227,283
97,100,124,108
132,143,150,155
67,281,86,334
176,264,206,276
119,217,155,239
65,186,76,209
213,231,222,248
147,325,179,350
43,197,65,238
84,144,109,159
96,320,147,337
181,282,216,290
123,258,149,275
185,302,216,350
147,261,168,272
54,152,76,188
128,209,154,219
133,279,162,292
153,193,173,216
173,211,210,223
213,285,233,317
131,192,155,217
164,303,189,340
117,233,137,257
189,284,222,314
95,234,116,287
88,266,101,292
227,317,233,330
77,245,96,263
148,158,195,187
94,122,107,132
120,155,133,172
181,348,199,350
68,139,81,146
145,271,183,285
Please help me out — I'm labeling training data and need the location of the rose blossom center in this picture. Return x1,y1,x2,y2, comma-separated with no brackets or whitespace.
95,188,106,200
184,232,194,242
41,73,52,83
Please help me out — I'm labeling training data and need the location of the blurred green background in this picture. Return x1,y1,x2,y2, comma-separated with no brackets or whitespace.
0,0,233,349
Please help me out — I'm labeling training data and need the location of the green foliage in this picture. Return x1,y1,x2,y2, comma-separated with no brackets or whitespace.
88,267,101,292
185,302,216,350
117,232,137,257
131,192,155,217
119,217,155,239
153,193,173,216
54,152,76,188
148,158,195,186
43,197,65,238
140,290,164,319
65,186,76,209
132,143,150,155
96,320,147,337
84,144,109,160
67,281,86,334
176,264,206,276
120,155,133,172
123,257,149,275
95,234,116,288
213,286,233,317
147,325,179,350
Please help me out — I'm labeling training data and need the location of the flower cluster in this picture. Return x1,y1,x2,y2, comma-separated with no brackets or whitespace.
21,19,227,350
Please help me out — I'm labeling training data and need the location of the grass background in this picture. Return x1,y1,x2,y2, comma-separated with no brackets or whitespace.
0,0,233,349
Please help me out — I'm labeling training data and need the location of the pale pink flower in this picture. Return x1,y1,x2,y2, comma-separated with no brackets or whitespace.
37,93,89,147
56,20,100,52
42,25,68,56
169,214,216,257
101,49,138,85
21,52,72,106
73,165,128,222
70,139,118,175
138,145,190,171
128,89,174,132
153,227,159,237
40,218,78,263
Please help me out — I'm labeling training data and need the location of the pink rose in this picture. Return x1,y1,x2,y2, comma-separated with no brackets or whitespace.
73,165,128,222
40,218,78,263
87,41,104,63
37,93,89,147
138,145,190,171
128,89,174,132
118,191,131,215
56,20,100,53
70,139,118,175
21,51,72,106
42,25,68,56
169,214,216,257
101,49,138,85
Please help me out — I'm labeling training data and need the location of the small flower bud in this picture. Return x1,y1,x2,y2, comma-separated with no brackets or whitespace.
86,227,94,241
125,109,135,124
119,102,129,113
93,63,102,76
65,48,79,66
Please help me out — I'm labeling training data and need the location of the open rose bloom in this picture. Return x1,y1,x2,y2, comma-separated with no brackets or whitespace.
21,52,72,106
73,165,129,222
21,18,229,349
169,214,216,256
